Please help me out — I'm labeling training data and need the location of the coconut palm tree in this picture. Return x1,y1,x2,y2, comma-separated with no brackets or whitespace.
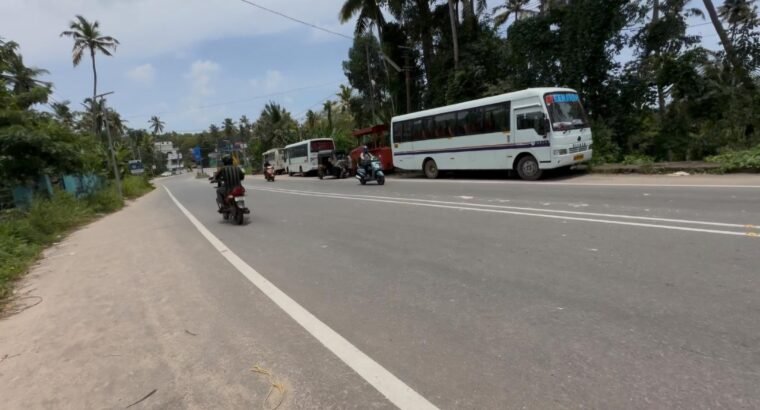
493,0,531,28
51,100,75,128
3,52,49,95
148,115,165,135
339,0,387,39
337,85,353,113
60,15,120,111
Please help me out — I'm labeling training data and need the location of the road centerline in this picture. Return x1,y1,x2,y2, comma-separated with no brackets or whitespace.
248,186,759,238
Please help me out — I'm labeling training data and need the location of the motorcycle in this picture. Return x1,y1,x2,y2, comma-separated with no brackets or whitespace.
356,158,385,185
264,165,275,182
210,179,250,225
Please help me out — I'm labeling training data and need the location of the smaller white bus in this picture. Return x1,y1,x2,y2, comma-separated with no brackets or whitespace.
285,138,335,176
391,87,593,180
262,148,286,175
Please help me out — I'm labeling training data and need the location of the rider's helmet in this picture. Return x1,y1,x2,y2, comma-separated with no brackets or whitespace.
222,156,233,166
362,146,369,154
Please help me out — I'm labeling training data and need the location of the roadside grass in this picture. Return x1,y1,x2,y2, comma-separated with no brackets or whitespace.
0,177,154,304
706,146,760,172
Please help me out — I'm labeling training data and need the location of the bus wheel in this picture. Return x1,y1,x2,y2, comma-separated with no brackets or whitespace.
516,155,542,181
423,159,439,179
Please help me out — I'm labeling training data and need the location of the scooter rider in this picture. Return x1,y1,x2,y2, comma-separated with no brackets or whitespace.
359,146,373,175
212,156,244,211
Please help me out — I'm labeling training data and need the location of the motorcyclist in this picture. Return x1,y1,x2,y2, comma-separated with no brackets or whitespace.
359,146,373,175
212,156,244,211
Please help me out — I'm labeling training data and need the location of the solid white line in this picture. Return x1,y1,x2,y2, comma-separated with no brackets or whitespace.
162,186,438,410
390,178,760,189
249,186,759,238
249,186,757,229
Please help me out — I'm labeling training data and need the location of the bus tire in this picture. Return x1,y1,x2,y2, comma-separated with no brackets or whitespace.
423,158,439,179
516,155,542,181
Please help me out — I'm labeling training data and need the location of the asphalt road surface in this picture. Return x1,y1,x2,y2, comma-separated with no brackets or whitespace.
160,173,760,409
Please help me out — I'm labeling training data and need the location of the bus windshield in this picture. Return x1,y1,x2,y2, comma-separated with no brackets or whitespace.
544,93,589,131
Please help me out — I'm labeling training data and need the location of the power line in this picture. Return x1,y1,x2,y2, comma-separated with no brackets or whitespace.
237,0,353,40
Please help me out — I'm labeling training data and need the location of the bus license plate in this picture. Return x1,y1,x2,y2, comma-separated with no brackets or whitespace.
573,154,584,161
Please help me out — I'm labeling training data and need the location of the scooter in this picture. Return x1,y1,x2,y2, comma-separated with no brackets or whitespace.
210,179,250,225
264,165,275,182
356,158,385,185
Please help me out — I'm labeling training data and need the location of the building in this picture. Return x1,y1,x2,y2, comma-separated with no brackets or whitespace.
154,141,183,173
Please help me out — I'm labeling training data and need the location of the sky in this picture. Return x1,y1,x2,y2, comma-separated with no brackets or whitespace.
0,0,726,133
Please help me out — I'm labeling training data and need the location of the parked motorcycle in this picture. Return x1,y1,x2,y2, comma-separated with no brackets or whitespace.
356,158,385,185
210,179,250,225
264,165,275,182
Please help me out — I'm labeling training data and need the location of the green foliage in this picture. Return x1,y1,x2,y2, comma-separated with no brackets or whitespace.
122,175,154,199
621,154,656,166
85,185,123,213
706,146,760,171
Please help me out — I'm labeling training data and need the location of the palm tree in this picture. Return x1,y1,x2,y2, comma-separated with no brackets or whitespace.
148,115,165,135
51,100,75,128
60,15,120,112
4,52,49,95
239,115,251,139
337,85,353,112
339,0,387,39
323,100,335,130
702,1,741,73
493,0,531,28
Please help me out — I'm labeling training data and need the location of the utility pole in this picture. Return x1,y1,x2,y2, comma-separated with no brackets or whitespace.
96,91,122,200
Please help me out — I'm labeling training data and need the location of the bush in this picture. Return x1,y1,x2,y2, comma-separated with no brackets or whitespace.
705,146,760,172
621,154,655,166
85,185,123,213
122,175,154,199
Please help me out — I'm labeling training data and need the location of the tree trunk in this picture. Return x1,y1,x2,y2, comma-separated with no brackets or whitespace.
414,0,435,88
448,0,460,70
90,48,98,136
702,0,750,88
652,0,666,119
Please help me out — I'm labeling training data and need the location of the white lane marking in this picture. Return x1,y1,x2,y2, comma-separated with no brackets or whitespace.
249,186,757,229
249,186,759,238
391,178,760,189
162,186,438,410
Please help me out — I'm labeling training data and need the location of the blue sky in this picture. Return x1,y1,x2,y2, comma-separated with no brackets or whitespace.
1,0,725,133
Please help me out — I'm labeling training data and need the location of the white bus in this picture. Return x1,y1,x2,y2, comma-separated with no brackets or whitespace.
262,148,286,175
391,87,592,180
284,138,335,176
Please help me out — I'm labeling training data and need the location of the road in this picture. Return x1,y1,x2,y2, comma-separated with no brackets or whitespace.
163,173,760,409
1,172,758,409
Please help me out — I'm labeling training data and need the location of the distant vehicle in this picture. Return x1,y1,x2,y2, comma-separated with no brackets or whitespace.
350,125,394,174
356,156,385,185
262,148,286,175
317,149,350,179
160,171,172,177
390,87,593,180
264,164,275,182
128,160,145,175
285,138,335,176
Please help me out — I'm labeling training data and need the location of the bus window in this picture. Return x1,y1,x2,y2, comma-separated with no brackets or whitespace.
311,140,334,152
434,113,456,138
483,103,510,133
412,119,423,141
517,112,545,131
455,109,482,136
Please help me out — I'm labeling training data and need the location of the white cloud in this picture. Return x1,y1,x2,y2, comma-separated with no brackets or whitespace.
185,60,220,97
249,69,285,92
126,63,155,85
0,0,353,65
